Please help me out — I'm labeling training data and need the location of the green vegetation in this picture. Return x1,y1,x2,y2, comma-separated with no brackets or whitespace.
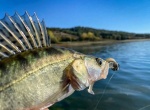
47,26,150,43
47,30,59,43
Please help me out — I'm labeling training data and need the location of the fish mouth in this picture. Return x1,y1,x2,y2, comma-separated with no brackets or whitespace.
112,63,119,71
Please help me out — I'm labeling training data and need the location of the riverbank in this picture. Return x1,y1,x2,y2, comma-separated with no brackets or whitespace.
51,39,150,47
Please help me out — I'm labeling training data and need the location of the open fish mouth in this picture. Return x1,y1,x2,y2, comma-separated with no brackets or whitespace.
112,63,119,71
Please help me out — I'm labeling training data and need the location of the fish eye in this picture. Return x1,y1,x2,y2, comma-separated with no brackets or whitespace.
96,58,102,65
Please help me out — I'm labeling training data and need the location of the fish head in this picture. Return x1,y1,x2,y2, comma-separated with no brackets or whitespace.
84,56,109,81
84,56,119,81
63,53,119,94
84,56,119,94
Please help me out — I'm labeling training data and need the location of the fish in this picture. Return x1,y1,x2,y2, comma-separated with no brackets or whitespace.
0,12,119,110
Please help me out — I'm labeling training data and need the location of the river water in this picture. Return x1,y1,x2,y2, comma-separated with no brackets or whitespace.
50,40,150,110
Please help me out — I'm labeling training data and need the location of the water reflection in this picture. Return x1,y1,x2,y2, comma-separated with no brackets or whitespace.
50,41,150,110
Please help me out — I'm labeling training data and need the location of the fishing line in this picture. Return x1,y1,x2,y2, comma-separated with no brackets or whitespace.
138,104,150,110
93,72,116,110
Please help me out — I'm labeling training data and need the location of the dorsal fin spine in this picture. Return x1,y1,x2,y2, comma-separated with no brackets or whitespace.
0,32,21,52
0,43,15,54
26,12,42,47
8,15,32,49
0,20,26,50
0,12,51,61
41,20,50,46
16,12,38,48
0,51,8,57
34,12,47,47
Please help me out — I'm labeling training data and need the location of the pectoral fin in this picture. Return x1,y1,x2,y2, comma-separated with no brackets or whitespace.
62,63,80,90
57,84,75,102
62,60,86,91
88,82,95,95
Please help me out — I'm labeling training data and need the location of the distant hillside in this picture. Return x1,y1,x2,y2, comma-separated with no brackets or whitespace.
47,26,150,43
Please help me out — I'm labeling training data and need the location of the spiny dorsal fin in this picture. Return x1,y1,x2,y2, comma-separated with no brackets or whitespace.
0,12,51,60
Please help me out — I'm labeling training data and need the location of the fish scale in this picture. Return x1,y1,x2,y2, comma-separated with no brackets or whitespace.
0,47,75,110
0,12,119,110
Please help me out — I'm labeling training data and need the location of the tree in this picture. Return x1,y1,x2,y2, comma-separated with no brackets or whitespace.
81,32,88,40
47,30,59,43
87,32,95,39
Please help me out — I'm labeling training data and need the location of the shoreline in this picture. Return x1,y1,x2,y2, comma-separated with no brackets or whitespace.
52,39,150,47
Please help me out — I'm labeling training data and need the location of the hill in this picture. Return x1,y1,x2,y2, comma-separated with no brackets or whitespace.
47,26,150,43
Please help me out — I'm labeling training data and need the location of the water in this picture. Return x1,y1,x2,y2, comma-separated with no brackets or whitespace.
50,40,150,110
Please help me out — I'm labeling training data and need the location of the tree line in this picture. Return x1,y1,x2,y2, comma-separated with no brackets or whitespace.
47,26,150,43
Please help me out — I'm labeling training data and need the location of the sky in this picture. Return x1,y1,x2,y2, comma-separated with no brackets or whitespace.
0,0,150,33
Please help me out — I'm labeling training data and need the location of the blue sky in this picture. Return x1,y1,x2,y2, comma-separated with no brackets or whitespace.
0,0,150,33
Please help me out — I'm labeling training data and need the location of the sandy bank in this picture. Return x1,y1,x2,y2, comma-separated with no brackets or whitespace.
52,39,150,47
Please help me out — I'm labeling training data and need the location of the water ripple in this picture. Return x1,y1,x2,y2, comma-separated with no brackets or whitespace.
51,41,150,110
